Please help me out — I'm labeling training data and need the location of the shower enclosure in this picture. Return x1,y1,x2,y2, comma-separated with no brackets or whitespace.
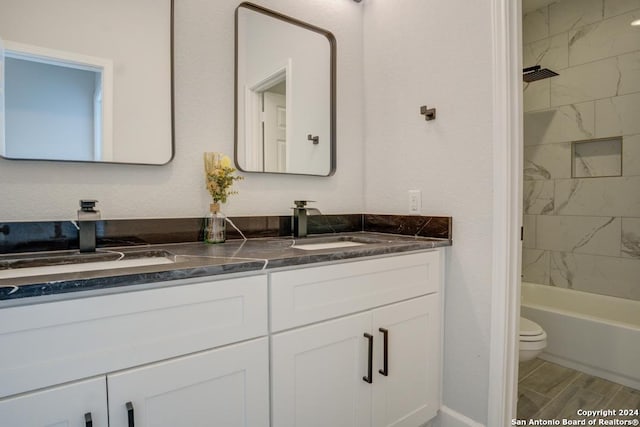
520,0,640,398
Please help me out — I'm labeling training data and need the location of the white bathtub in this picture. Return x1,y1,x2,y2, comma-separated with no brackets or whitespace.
521,282,640,390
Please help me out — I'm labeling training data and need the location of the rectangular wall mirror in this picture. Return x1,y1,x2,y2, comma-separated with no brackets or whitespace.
0,0,174,165
235,2,336,176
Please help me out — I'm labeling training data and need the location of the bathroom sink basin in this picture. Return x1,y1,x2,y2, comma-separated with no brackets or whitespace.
294,241,366,251
0,250,175,279
292,235,389,251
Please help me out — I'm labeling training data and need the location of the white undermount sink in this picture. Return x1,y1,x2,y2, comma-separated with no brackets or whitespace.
293,241,366,251
291,235,391,251
0,252,175,280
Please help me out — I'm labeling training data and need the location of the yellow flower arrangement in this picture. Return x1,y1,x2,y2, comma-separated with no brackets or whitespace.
204,152,243,204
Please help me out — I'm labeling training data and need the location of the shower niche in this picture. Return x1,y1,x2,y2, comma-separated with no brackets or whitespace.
571,137,623,178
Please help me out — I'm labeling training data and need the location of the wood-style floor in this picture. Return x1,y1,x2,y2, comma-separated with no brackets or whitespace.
517,358,640,421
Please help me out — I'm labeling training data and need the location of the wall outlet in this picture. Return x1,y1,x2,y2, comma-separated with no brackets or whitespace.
408,190,421,214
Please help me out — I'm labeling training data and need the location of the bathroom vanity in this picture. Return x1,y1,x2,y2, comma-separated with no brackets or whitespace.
0,233,447,427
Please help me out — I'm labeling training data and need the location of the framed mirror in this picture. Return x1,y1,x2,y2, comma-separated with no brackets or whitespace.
235,2,336,176
0,0,174,165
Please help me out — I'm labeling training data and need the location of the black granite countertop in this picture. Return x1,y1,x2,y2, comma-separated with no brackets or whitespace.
0,232,450,304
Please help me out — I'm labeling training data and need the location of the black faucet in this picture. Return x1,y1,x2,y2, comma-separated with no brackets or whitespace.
292,200,321,238
77,200,100,252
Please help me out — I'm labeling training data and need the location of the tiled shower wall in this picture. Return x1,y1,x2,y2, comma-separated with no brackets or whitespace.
521,0,640,301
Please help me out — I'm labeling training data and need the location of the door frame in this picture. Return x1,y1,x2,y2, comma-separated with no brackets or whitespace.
488,0,522,425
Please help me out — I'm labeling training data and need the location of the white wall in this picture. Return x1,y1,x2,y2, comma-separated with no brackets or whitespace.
0,0,364,221
363,0,494,424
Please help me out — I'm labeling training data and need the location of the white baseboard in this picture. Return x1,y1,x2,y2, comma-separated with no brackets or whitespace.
431,406,486,427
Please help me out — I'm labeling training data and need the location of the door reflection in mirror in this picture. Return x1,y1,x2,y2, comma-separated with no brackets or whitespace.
2,42,112,161
262,80,287,173
244,64,289,173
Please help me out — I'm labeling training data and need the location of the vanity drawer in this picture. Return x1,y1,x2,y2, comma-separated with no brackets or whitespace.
0,274,268,398
270,250,441,332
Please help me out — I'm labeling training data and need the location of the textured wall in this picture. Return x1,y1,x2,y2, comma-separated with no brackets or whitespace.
522,0,640,301
0,0,364,221
363,0,494,423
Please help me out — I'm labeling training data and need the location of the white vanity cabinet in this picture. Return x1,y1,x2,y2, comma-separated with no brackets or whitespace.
270,250,443,427
0,248,444,427
107,337,270,427
0,274,270,427
0,377,108,427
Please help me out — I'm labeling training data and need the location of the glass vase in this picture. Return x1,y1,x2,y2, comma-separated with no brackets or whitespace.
204,202,226,243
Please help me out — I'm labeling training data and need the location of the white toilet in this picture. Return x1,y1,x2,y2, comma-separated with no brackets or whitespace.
519,317,547,362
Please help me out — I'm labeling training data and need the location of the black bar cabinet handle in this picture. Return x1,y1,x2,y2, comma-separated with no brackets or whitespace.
126,401,135,427
84,412,93,427
363,333,373,384
379,327,389,376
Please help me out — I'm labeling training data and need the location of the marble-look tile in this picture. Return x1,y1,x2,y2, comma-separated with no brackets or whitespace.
555,176,640,216
519,360,581,398
519,358,545,381
622,218,640,258
623,134,640,176
524,143,572,180
549,251,640,300
536,373,623,420
522,249,550,284
573,137,622,178
537,215,621,256
363,215,451,239
549,0,604,36
523,215,537,249
0,214,450,256
524,181,555,215
550,58,619,106
569,11,640,66
596,93,640,137
605,0,640,17
524,80,551,113
617,52,640,96
523,33,569,71
524,7,550,43
524,102,595,146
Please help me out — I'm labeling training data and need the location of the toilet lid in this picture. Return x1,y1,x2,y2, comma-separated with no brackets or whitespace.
520,317,544,337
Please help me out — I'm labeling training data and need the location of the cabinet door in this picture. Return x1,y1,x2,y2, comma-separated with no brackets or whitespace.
371,295,441,427
0,376,108,427
271,312,372,427
107,338,269,427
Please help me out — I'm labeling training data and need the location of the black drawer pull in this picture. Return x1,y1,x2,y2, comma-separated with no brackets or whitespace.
84,412,93,427
379,328,389,376
126,401,135,427
363,333,373,384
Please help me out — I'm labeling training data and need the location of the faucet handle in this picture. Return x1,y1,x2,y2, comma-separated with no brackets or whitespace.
79,199,99,211
293,200,315,208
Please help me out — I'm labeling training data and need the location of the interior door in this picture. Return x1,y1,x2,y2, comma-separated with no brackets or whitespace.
263,91,286,172
107,338,269,427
